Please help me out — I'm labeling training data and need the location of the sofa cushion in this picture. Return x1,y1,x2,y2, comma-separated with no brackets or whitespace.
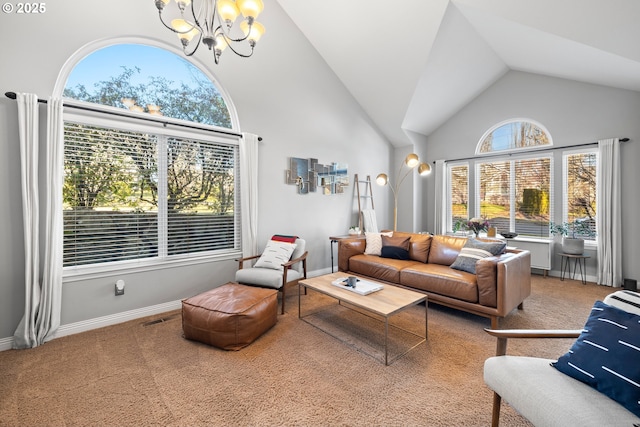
364,231,393,256
400,263,478,303
381,235,411,260
450,238,507,274
391,232,432,263
254,240,296,270
552,301,640,417
348,254,420,284
428,235,467,265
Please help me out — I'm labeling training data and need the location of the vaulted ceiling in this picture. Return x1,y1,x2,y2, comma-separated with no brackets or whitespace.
277,0,640,147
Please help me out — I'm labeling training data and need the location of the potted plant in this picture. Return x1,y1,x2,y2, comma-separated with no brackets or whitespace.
348,225,361,235
549,219,595,254
453,217,490,237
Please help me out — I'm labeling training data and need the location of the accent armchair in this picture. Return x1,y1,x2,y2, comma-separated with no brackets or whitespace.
483,290,640,427
235,237,308,315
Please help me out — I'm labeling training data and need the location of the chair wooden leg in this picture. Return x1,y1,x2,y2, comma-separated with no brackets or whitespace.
280,285,285,314
490,316,499,330
491,392,502,427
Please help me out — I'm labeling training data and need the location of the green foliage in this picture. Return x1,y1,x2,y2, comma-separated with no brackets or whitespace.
520,189,549,215
549,220,596,238
63,66,231,128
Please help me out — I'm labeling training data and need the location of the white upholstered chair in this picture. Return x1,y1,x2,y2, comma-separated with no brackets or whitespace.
235,238,308,315
483,290,640,426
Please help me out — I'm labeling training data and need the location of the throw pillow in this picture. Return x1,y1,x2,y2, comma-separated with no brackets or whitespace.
364,231,393,256
552,301,640,417
604,290,640,316
450,238,506,274
380,235,411,260
254,240,297,270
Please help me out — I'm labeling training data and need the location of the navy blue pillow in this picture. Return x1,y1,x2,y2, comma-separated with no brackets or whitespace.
381,246,410,260
552,301,640,417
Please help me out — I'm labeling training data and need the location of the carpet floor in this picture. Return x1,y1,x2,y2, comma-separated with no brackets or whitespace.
0,275,614,426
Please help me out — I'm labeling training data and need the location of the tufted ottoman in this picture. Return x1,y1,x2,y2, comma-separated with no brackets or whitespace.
182,282,278,350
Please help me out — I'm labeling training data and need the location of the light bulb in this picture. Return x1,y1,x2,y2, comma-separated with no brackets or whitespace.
376,173,388,186
405,153,419,168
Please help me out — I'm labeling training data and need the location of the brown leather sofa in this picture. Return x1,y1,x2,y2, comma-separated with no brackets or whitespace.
337,232,531,328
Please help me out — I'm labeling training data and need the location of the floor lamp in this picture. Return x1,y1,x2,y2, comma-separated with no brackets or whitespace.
376,153,431,231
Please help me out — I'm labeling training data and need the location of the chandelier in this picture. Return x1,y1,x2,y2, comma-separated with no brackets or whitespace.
154,0,265,64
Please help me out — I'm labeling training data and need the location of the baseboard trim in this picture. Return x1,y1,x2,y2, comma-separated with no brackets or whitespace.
0,337,13,352
0,300,182,352
53,300,182,339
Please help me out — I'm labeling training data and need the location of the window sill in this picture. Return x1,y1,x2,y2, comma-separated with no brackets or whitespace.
63,250,242,283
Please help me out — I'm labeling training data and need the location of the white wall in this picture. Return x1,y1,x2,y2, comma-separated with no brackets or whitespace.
0,1,392,339
421,70,640,281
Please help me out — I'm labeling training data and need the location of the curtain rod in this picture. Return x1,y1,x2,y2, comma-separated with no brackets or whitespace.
437,137,630,164
4,91,262,141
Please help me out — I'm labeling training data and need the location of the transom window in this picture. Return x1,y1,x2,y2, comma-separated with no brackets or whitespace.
477,118,551,154
62,43,240,271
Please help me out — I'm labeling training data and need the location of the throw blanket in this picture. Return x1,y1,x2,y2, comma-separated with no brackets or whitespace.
272,234,298,243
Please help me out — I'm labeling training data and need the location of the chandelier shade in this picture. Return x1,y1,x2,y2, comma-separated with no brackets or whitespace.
155,0,266,64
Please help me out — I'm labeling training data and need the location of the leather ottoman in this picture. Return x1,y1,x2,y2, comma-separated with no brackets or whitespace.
182,282,278,350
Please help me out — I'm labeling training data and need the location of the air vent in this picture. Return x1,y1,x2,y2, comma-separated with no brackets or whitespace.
142,314,178,327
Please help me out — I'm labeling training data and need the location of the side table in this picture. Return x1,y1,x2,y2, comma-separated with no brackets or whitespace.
559,253,590,285
329,234,365,272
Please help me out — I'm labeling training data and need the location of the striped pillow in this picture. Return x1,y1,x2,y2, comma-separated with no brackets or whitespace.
450,238,506,274
604,290,640,316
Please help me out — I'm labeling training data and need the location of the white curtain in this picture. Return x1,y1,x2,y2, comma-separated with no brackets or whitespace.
433,160,446,235
13,93,41,349
240,133,259,257
596,138,622,287
37,98,64,343
13,95,63,349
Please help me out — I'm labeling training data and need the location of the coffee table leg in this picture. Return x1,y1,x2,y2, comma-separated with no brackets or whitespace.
384,318,389,366
425,301,428,341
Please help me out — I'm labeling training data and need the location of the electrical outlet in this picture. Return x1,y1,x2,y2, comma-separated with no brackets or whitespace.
115,280,125,296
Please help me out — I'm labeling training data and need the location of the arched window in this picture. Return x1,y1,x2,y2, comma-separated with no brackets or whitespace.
476,118,552,154
64,43,231,127
61,43,241,272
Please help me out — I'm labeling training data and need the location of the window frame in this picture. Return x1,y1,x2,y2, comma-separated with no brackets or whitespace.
476,117,552,155
62,105,242,282
446,161,469,233
473,154,554,239
562,147,598,248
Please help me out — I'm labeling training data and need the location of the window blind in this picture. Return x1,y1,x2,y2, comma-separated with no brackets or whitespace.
63,122,240,268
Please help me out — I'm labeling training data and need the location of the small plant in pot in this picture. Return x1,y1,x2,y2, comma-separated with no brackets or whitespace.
549,219,595,255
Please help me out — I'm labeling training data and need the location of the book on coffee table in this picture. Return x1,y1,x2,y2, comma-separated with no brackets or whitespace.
331,278,384,295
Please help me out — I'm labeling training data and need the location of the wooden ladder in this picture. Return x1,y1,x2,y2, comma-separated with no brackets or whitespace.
355,174,374,231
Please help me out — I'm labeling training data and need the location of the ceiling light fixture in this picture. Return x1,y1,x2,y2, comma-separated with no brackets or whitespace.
376,153,431,231
154,0,265,64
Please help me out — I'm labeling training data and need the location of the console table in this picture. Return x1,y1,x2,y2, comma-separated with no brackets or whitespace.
559,253,590,285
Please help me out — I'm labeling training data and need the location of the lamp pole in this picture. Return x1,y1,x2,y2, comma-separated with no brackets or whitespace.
377,154,431,232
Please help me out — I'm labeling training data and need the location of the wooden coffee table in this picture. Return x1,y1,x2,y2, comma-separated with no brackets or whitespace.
298,272,427,365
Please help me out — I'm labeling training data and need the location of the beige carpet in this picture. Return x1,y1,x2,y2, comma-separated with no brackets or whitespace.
0,275,614,427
